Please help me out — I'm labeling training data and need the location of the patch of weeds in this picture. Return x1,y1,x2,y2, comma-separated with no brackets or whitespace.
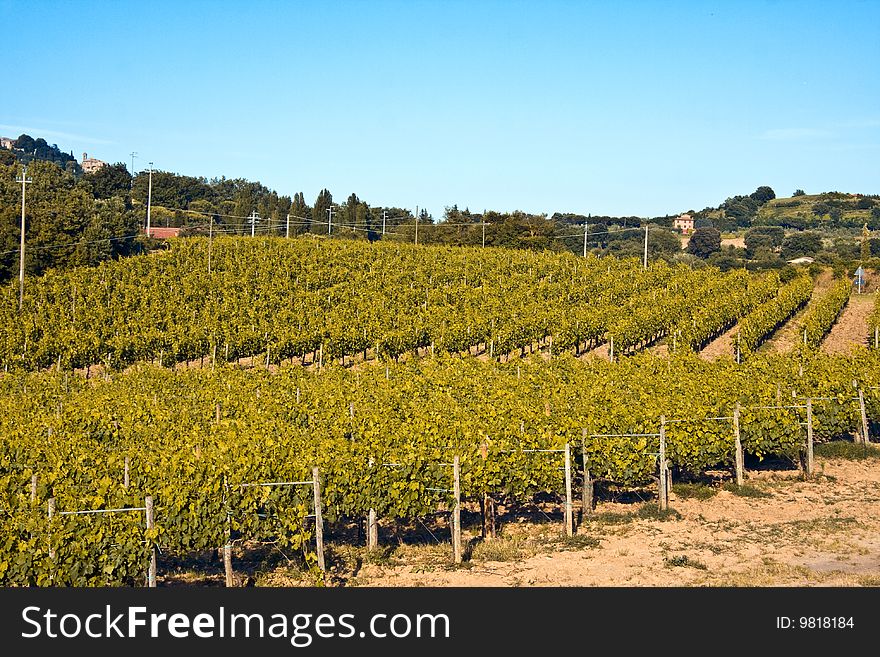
471,537,524,562
672,483,718,500
722,482,772,498
550,533,600,551
589,511,634,525
636,504,682,521
664,555,708,570
363,547,394,566
815,441,880,461
781,516,860,533
858,575,880,587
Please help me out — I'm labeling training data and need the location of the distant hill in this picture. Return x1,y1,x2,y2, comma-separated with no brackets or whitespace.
0,133,81,174
756,192,878,230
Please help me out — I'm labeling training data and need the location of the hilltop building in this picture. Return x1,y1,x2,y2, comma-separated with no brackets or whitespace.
673,213,695,234
146,227,180,239
81,152,108,174
0,137,14,150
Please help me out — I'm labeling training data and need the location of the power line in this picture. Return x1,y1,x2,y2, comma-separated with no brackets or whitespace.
0,233,139,258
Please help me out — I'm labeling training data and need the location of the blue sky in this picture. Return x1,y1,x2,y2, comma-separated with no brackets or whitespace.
3,0,878,218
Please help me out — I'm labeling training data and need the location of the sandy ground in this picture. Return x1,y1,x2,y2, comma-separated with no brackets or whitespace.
199,452,880,589
699,323,737,361
763,270,833,354
822,292,876,355
343,460,880,587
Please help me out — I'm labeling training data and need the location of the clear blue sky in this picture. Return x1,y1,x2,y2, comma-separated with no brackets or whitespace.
3,0,878,219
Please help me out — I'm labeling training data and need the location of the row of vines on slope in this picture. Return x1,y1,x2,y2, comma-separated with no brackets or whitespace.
0,237,786,371
1,350,877,585
800,278,852,348
736,275,813,358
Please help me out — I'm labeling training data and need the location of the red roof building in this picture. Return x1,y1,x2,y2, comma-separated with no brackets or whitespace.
146,227,180,238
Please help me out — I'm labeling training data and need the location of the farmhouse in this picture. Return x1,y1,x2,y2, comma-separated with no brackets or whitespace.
673,213,695,234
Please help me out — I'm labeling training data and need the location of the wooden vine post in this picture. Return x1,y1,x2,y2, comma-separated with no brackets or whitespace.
367,508,378,550
563,442,573,536
733,403,744,487
452,455,462,564
480,440,496,540
312,467,326,572
858,389,870,444
145,495,157,588
367,458,378,550
222,476,234,587
658,416,668,511
805,398,814,477
47,497,56,562
581,429,593,521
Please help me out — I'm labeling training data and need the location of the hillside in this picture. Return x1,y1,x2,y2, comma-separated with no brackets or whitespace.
756,192,877,229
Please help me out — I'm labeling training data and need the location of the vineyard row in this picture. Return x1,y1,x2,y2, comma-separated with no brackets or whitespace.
1,350,877,585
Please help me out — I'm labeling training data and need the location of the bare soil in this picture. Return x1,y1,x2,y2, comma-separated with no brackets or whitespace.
212,452,880,588
698,324,737,361
822,292,876,355
763,270,834,354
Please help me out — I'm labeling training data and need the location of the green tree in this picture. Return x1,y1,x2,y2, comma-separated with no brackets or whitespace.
81,162,132,199
289,192,311,235
686,227,721,258
749,186,776,204
744,226,784,256
312,189,333,233
793,189,806,197
781,232,822,260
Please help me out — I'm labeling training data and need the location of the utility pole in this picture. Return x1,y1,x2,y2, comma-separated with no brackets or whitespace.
146,162,153,237
249,210,259,237
382,210,387,236
16,166,32,311
643,224,649,270
327,205,335,235
286,213,290,239
129,152,137,185
208,215,213,274
583,222,589,258
415,205,419,245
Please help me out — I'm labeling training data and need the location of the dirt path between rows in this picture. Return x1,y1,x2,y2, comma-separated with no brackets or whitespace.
699,324,737,361
699,271,837,361
822,292,876,355
763,270,834,355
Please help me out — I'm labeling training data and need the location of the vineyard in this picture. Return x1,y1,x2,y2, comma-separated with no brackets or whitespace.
0,237,877,586
0,237,793,371
1,350,878,586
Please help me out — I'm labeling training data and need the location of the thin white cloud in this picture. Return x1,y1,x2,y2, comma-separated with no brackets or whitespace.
758,127,834,141
0,124,115,146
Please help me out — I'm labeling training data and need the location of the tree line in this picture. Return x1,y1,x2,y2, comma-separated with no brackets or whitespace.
3,131,875,282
